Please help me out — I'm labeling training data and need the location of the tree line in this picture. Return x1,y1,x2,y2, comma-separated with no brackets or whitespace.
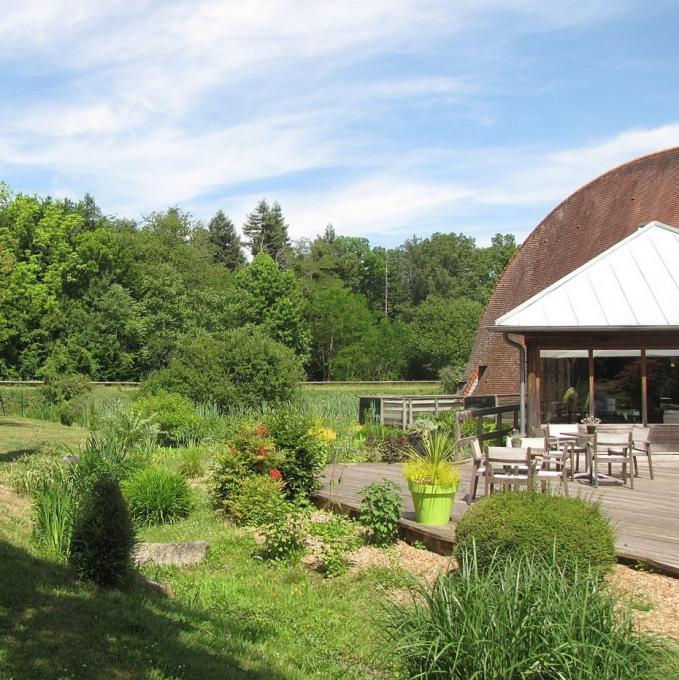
0,184,516,383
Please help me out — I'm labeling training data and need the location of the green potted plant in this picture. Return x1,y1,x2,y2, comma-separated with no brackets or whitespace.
580,415,600,435
510,427,522,447
402,430,460,526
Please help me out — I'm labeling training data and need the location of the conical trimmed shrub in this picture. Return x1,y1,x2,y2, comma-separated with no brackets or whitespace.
68,475,136,588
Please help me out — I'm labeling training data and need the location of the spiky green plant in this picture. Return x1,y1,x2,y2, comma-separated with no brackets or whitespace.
123,468,192,526
385,549,677,680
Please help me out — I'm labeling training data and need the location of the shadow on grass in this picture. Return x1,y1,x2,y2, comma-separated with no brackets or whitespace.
0,447,41,463
0,539,291,680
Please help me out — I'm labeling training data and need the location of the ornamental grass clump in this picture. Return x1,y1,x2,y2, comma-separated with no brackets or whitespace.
385,551,676,680
402,430,460,488
454,490,615,574
123,467,192,526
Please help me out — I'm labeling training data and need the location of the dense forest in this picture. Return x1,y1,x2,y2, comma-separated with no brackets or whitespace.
0,184,516,383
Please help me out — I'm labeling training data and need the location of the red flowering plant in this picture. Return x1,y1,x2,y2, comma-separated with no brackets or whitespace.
210,421,286,508
229,422,284,474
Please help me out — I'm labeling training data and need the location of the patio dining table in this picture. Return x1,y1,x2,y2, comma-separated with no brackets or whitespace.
554,432,616,485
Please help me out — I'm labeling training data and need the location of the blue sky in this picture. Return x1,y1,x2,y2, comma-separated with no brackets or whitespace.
1,1,679,246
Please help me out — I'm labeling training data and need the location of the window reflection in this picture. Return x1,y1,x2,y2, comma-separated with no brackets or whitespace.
540,354,589,424
593,352,641,423
647,351,679,424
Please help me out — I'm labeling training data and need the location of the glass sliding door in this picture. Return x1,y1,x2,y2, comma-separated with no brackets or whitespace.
646,351,679,423
593,350,642,423
540,350,589,423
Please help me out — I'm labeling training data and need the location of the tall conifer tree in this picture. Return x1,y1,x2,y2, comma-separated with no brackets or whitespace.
242,199,291,265
208,210,245,270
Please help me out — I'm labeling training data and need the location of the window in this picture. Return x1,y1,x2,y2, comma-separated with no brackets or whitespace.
540,351,589,424
593,350,641,424
646,351,679,424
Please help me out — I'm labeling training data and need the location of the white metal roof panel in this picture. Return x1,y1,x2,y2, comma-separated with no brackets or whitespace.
495,221,679,330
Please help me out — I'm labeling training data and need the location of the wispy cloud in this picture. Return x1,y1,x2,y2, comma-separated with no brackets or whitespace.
0,0,671,244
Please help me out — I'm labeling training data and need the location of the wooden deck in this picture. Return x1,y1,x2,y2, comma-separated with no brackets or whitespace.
314,460,679,576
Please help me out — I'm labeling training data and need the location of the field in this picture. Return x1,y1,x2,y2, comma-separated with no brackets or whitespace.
0,381,440,434
0,417,88,461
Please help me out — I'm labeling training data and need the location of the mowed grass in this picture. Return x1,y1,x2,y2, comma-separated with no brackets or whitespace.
0,486,396,680
0,417,88,461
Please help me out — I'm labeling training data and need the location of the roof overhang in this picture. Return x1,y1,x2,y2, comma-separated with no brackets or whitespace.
487,325,679,334
493,221,679,333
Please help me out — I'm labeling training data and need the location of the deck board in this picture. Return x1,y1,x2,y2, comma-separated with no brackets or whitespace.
314,460,679,575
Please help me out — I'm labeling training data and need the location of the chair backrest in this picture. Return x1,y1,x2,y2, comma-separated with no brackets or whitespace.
595,431,631,449
632,426,650,444
547,423,578,437
486,446,531,465
471,438,483,461
505,436,545,451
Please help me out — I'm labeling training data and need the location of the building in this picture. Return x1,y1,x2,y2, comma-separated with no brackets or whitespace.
465,147,679,450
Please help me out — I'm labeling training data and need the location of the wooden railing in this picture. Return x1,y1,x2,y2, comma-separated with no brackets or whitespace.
455,403,521,446
359,395,463,427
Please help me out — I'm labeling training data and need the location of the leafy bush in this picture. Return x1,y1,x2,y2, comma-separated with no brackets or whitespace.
123,468,192,526
459,418,496,439
133,391,205,446
438,364,464,394
266,408,325,500
210,446,252,508
260,511,306,563
39,371,91,406
454,491,616,574
385,551,673,680
32,479,73,558
96,407,159,455
364,430,413,463
57,400,77,426
142,327,304,410
209,422,285,507
69,475,136,588
225,474,291,526
359,479,403,546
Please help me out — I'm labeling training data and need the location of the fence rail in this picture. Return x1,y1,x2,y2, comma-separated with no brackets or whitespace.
454,403,521,445
360,395,463,428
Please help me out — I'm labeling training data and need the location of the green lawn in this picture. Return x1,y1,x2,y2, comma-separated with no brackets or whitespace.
0,413,398,680
0,488,395,680
0,417,88,461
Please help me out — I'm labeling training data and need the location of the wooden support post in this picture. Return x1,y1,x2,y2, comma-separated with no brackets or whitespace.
588,349,595,418
402,398,407,429
641,349,648,426
526,340,538,434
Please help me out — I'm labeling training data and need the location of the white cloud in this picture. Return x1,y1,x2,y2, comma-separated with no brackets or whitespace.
279,176,473,239
479,124,679,207
0,0,644,242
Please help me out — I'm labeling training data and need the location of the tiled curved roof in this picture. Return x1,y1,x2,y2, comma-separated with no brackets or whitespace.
466,146,679,397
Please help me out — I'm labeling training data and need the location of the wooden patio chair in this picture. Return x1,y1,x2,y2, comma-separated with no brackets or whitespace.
504,436,570,494
631,426,654,479
592,431,634,488
547,423,585,474
485,446,533,494
466,438,486,503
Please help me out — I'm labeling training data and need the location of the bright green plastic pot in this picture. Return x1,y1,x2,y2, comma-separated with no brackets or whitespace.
408,482,457,525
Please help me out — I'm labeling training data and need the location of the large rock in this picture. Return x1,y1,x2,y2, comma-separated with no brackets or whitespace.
134,540,209,567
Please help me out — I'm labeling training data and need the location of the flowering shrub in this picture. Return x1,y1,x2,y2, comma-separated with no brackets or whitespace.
226,475,291,526
265,409,326,500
